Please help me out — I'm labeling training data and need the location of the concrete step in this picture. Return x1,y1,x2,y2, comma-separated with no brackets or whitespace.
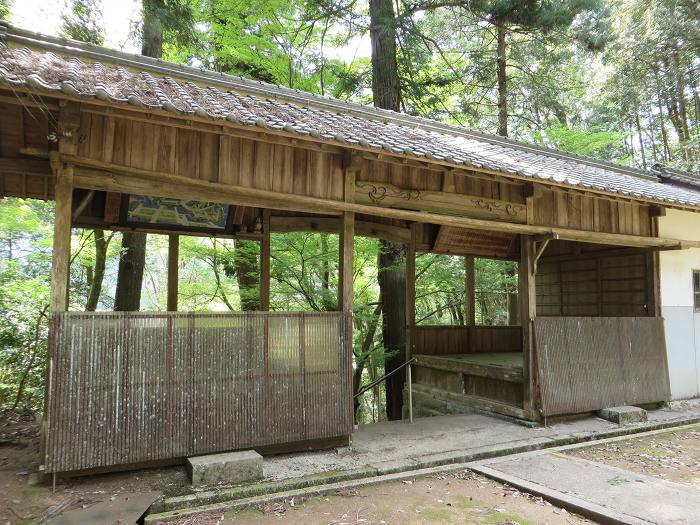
597,405,648,425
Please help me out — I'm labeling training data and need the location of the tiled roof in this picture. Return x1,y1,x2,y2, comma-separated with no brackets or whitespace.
1,22,699,209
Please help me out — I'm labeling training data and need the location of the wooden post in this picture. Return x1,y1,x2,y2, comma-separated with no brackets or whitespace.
465,255,476,326
339,212,355,316
50,166,74,312
341,152,359,427
519,234,537,420
260,209,271,311
406,224,417,361
339,211,355,424
167,234,179,311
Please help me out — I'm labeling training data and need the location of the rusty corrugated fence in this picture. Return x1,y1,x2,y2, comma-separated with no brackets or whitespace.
534,317,671,416
45,311,351,473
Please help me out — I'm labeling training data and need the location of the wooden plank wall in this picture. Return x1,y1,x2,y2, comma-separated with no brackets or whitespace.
537,251,652,316
413,325,522,355
0,102,53,199
77,114,345,201
531,188,652,236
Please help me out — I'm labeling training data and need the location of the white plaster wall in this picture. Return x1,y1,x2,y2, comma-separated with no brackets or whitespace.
658,208,700,399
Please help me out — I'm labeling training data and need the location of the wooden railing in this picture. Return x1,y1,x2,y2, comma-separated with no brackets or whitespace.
45,311,351,473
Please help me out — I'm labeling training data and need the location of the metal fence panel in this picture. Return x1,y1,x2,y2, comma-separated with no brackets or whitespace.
45,311,350,473
534,316,671,416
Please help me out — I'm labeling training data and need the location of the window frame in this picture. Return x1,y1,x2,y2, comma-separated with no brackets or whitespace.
693,270,700,313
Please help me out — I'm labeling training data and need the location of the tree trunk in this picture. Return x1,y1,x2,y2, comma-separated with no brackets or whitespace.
369,0,406,420
234,239,261,311
85,229,107,311
635,112,647,170
378,240,406,420
369,0,401,112
141,0,163,58
114,232,146,311
495,21,508,137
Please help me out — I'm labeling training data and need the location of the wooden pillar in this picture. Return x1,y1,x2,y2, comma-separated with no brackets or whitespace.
465,255,476,326
49,102,81,312
49,166,74,312
519,234,537,420
405,224,417,360
339,212,355,316
167,234,179,311
341,153,359,428
260,209,271,311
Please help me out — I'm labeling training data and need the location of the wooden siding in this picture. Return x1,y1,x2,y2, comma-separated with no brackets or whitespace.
531,188,652,236
413,325,522,355
76,114,346,201
537,251,652,316
0,102,53,200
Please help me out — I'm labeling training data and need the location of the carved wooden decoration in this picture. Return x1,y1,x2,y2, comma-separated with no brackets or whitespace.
355,181,527,223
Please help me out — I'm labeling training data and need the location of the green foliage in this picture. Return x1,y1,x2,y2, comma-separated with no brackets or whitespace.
60,0,105,45
415,253,517,326
0,199,53,411
0,0,11,22
533,125,625,159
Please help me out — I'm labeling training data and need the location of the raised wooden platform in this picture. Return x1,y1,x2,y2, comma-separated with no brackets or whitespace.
414,353,523,383
412,352,526,420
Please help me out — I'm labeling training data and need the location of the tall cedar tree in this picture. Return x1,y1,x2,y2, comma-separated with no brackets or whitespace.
369,0,407,420
413,0,602,136
472,0,601,137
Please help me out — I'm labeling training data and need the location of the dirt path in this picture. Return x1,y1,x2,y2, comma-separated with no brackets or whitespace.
0,412,189,525
161,471,595,525
565,424,700,489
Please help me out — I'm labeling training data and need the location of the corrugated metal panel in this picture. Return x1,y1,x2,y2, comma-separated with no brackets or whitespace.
45,311,350,473
534,317,671,416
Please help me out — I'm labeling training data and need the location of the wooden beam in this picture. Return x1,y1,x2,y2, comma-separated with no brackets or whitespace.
519,235,538,420
355,181,528,223
72,190,94,220
260,209,270,311
65,156,700,249
167,234,179,311
50,166,73,311
72,218,262,240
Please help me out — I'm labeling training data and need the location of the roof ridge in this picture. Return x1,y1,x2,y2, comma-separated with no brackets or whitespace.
0,21,685,184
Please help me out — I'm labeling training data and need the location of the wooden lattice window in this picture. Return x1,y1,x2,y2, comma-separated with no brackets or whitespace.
694,270,700,312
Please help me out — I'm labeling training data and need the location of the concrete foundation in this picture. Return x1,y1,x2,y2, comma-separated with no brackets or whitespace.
597,406,648,425
187,450,263,487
